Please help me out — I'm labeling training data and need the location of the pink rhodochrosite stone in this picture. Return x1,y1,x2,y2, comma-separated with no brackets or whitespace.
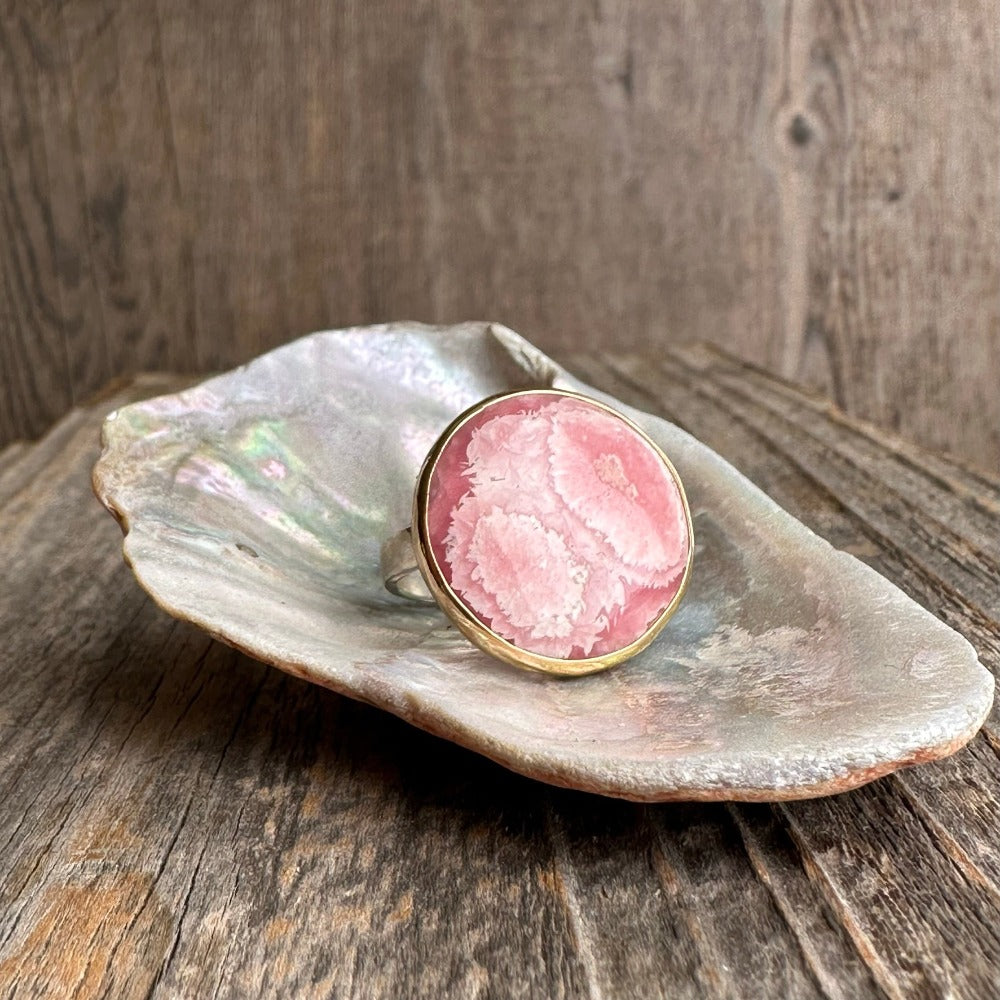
425,392,689,660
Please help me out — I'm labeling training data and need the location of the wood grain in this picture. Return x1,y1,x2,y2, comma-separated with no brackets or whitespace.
1,356,999,998
2,1,998,473
576,348,1000,997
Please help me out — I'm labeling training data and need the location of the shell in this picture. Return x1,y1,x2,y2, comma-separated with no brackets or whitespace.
92,323,994,801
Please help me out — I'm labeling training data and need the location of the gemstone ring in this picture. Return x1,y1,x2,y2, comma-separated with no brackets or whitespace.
380,388,693,676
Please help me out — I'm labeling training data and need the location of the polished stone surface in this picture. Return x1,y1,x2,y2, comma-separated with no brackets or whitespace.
92,322,994,800
426,391,689,659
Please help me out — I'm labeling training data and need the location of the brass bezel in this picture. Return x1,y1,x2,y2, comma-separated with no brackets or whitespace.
412,388,694,677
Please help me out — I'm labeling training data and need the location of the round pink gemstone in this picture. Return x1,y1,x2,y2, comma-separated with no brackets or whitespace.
425,392,690,660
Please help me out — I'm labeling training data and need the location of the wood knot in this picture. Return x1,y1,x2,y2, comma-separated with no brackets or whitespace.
787,113,814,147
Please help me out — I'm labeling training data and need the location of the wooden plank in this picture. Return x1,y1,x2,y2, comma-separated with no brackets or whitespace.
58,0,199,375
0,406,89,508
573,352,1000,998
3,360,1000,998
775,0,1000,471
673,344,1000,548
727,805,883,1000
579,347,1000,873
779,783,1000,999
0,441,28,479
0,378,595,998
0,2,80,441
672,346,1000,504
2,1,999,475
549,798,882,999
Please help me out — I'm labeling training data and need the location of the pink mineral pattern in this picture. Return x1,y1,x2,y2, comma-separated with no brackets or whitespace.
426,392,690,660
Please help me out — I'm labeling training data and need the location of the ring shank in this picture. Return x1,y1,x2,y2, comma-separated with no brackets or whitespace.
380,528,435,603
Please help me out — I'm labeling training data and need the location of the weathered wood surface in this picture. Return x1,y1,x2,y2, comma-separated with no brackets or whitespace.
2,1,999,472
1,355,1000,998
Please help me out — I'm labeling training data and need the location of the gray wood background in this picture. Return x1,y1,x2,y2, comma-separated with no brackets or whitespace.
2,1,999,470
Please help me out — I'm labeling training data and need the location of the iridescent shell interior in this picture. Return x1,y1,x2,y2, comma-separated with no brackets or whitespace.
92,322,994,801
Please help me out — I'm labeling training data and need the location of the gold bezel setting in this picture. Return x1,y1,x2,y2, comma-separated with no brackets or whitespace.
411,388,694,677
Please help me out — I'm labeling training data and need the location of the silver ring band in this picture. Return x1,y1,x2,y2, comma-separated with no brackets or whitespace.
380,528,435,603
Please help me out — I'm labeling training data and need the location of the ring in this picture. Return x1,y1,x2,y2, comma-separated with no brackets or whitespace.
381,388,693,676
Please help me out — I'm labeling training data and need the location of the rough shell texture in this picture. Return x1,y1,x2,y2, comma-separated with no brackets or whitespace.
92,323,994,801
